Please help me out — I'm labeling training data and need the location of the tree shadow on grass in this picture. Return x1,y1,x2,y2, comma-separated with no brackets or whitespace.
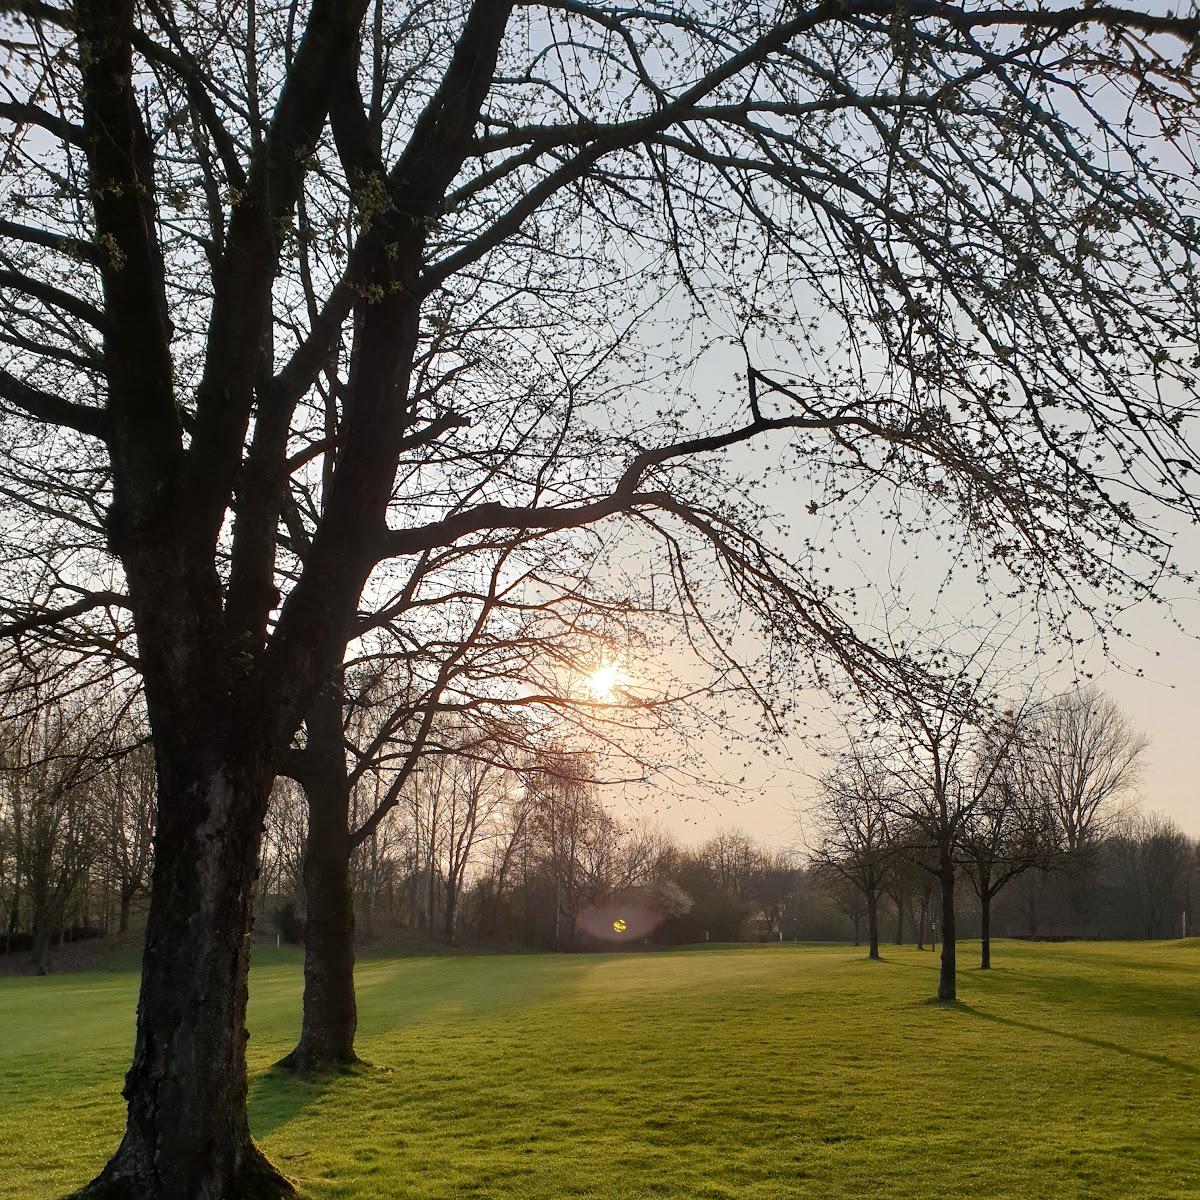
954,1002,1200,1078
249,1060,388,1138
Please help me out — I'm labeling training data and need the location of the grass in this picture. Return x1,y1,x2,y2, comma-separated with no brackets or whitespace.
1,938,1198,1199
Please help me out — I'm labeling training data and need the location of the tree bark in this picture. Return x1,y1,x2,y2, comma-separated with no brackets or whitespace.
894,897,906,945
67,764,292,1200
275,785,359,1074
979,883,992,970
277,685,361,1075
118,891,133,935
937,852,957,1001
866,888,880,960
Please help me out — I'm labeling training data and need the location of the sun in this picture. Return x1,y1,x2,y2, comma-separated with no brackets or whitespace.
584,661,624,702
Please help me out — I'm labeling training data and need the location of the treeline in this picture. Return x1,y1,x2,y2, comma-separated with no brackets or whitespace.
810,686,1200,994
0,683,153,972
817,815,1199,948
259,758,853,951
3,676,1196,976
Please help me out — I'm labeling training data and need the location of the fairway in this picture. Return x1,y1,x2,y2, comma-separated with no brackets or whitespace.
1,940,1197,1200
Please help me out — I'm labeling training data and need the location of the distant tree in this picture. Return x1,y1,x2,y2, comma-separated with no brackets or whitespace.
882,857,928,947
812,752,897,960
259,780,309,910
1,683,113,973
753,852,802,940
100,740,155,935
1105,813,1194,939
959,720,1052,968
1037,690,1147,853
816,869,868,948
1034,690,1148,932
702,832,766,903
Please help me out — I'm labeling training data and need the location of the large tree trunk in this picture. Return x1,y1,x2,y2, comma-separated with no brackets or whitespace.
275,787,358,1074
866,888,880,960
278,684,361,1075
937,852,957,1002
118,890,133,935
68,763,291,1200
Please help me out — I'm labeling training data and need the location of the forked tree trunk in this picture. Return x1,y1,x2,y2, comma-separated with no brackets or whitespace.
68,763,291,1200
278,686,361,1075
866,889,880,960
937,852,957,1002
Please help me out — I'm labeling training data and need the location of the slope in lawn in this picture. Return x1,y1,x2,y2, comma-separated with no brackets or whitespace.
0,940,1196,1199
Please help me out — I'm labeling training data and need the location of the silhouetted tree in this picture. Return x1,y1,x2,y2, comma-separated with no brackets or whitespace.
812,752,897,959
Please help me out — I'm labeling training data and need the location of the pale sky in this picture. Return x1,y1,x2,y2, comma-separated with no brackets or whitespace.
599,334,1200,848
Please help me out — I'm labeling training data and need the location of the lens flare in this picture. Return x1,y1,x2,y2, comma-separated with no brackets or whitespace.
577,900,664,943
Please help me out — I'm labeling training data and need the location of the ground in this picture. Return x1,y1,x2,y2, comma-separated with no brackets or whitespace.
0,939,1197,1199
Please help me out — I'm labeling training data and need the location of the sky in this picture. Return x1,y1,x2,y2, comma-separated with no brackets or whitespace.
598,332,1200,849
615,579,1200,848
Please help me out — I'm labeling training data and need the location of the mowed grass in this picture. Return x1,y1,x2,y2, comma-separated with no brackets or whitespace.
1,940,1198,1200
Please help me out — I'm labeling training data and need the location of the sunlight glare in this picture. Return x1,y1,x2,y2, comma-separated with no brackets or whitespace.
583,661,624,702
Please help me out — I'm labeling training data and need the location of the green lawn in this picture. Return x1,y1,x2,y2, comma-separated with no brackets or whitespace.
1,939,1197,1199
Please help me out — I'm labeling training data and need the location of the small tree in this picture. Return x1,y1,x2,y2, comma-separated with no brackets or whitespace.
868,645,1029,1000
812,752,897,960
959,720,1051,968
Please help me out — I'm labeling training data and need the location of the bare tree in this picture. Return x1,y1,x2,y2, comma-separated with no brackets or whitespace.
436,755,511,945
811,752,897,959
958,721,1051,969
0,679,114,973
869,644,1029,1000
528,749,598,950
1037,689,1148,856
1105,812,1194,939
1034,689,1148,932
816,868,868,948
259,780,309,911
100,740,155,935
0,1,1198,1192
